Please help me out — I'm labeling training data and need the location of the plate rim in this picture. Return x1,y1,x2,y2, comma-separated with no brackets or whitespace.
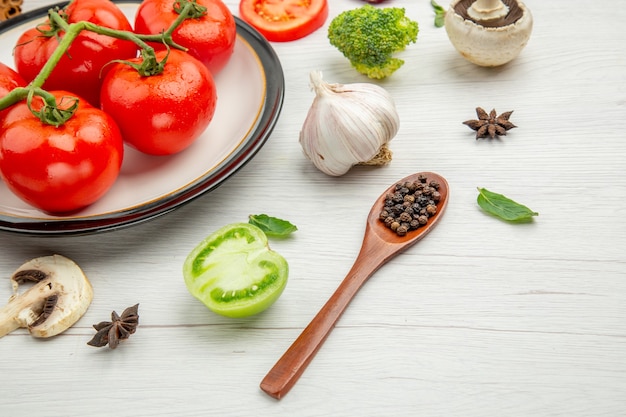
0,0,284,236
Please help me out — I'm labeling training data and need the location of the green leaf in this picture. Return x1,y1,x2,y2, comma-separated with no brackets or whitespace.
434,14,445,28
476,188,538,222
249,214,297,238
431,0,446,28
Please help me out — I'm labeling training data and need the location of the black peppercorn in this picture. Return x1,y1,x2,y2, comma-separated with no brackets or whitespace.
379,176,440,236
399,212,412,223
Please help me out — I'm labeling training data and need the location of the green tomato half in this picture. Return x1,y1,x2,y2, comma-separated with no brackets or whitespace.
183,223,289,318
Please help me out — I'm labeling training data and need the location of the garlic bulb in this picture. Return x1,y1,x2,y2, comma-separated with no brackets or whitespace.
299,71,400,176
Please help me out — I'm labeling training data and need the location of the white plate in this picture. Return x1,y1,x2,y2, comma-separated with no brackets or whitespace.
0,0,284,235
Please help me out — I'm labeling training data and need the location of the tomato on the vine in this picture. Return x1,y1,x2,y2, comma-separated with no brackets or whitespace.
238,0,329,42
100,49,217,156
134,0,236,75
13,0,138,107
0,63,26,121
0,91,124,213
0,63,25,98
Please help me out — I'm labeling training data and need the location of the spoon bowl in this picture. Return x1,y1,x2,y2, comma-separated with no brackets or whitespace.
260,172,449,399
364,171,449,252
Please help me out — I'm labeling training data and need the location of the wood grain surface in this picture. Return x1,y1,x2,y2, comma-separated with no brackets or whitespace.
0,1,625,416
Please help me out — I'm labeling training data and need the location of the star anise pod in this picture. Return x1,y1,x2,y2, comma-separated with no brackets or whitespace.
87,304,139,349
463,107,517,139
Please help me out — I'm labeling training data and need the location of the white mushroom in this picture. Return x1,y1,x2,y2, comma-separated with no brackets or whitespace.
0,255,93,338
444,0,533,67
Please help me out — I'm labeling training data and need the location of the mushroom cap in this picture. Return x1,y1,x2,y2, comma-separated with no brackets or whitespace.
445,0,533,67
0,255,93,338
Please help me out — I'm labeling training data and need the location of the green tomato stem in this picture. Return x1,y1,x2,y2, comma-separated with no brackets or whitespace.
0,0,200,123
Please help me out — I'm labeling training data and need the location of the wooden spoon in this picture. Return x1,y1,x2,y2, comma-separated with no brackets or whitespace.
260,172,449,399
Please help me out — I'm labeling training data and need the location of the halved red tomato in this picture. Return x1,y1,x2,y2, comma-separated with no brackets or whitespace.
239,0,329,42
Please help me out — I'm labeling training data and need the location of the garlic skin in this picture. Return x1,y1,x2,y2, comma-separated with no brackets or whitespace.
299,71,400,176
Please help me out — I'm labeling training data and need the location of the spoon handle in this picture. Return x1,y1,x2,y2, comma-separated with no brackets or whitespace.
260,231,394,399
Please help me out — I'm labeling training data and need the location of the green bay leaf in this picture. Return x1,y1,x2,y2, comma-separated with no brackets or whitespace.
431,0,446,28
249,214,297,237
476,187,538,222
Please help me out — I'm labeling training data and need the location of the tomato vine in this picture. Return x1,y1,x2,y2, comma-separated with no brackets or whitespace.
0,0,206,125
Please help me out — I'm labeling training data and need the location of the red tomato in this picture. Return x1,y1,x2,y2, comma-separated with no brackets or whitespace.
0,91,124,213
134,0,236,75
13,0,138,107
239,0,329,42
0,63,27,121
0,63,26,98
100,49,217,156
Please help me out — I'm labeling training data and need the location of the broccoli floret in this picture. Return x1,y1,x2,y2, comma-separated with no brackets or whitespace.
328,5,419,79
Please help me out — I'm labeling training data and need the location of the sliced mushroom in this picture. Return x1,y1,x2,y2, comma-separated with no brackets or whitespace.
445,0,533,67
0,255,93,338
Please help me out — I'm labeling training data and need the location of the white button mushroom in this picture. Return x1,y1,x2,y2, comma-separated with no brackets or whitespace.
0,255,93,338
444,0,533,67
